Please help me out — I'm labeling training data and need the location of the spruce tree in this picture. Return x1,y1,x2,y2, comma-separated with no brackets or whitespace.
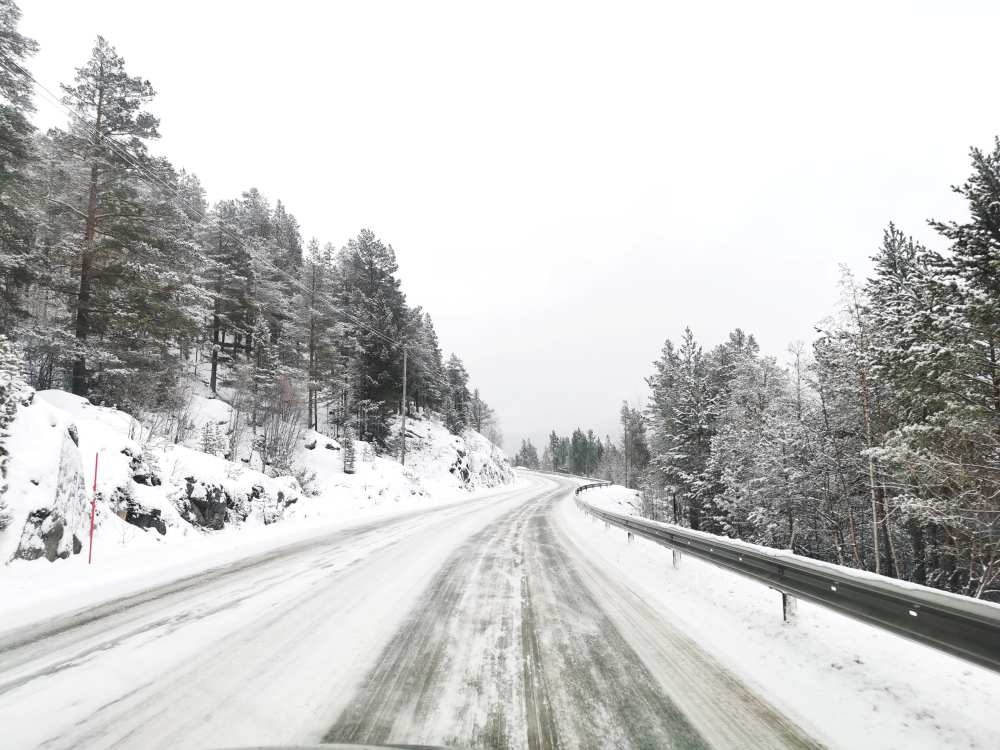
444,354,470,434
336,229,407,445
54,36,160,396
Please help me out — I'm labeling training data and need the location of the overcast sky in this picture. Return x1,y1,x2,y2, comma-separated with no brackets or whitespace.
19,1,1000,453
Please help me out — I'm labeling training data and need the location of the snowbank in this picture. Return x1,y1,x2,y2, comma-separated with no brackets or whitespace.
562,485,1000,750
0,387,512,586
0,383,514,633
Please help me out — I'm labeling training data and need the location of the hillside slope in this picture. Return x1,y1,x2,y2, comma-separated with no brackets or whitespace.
0,387,513,573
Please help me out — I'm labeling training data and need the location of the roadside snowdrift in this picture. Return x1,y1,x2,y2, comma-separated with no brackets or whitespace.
565,484,1000,750
0,388,513,571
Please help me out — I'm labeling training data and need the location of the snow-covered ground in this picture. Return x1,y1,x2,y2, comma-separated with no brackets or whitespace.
0,477,548,750
0,384,514,628
563,484,1000,750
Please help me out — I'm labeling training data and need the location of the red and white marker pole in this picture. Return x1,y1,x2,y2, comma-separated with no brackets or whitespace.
88,452,98,564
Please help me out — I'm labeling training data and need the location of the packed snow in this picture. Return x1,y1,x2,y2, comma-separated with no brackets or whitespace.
564,484,1000,750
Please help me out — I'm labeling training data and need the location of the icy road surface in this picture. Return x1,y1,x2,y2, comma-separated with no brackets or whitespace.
0,474,817,750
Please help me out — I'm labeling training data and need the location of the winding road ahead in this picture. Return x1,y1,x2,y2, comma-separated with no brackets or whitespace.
0,474,819,749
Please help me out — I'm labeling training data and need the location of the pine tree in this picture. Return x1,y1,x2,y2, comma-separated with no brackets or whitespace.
514,439,540,468
444,354,470,434
200,422,227,457
406,311,446,413
202,199,249,393
0,333,27,530
336,229,407,445
469,388,495,434
52,36,160,396
646,328,713,527
250,311,278,426
930,139,1000,420
0,0,39,333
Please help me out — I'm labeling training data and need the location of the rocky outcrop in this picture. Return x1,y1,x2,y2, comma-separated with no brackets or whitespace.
447,436,514,489
12,424,88,562
12,507,83,561
449,448,472,483
124,498,167,536
175,476,297,530
121,447,161,486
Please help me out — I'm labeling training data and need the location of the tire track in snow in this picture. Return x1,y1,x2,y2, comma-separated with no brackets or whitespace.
550,504,824,750
324,497,544,747
325,482,713,749
519,572,558,750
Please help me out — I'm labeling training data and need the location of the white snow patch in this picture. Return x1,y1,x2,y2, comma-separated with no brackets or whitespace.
560,484,1000,750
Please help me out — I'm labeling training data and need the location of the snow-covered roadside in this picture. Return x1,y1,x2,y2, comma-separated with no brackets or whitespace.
0,381,517,634
558,485,1000,750
0,476,527,636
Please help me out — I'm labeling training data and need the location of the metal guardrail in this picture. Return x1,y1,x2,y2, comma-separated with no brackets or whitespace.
573,482,1000,674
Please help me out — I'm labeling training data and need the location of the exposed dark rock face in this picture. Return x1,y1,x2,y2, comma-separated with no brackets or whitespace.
121,447,161,486
13,508,83,562
449,448,471,484
175,475,298,530
181,479,229,530
124,498,167,535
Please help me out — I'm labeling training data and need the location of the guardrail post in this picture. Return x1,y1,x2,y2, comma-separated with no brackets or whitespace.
672,549,682,569
781,592,797,623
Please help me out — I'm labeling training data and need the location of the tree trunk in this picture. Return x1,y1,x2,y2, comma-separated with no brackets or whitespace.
908,519,927,585
210,331,221,393
874,492,896,578
879,478,900,578
847,506,864,569
210,236,224,393
72,79,104,397
307,265,317,430
71,248,92,396
860,374,881,574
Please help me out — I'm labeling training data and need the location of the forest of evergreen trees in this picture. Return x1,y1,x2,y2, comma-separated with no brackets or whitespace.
647,222,1000,600
0,5,497,467
535,158,1000,600
515,404,649,485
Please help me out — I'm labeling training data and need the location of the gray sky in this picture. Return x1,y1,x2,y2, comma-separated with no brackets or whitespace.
20,1,1000,454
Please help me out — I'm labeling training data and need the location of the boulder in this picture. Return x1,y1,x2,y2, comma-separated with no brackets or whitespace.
13,507,83,561
121,447,161,486
124,496,167,535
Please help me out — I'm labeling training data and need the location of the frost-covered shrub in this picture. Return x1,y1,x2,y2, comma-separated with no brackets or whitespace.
0,335,31,531
200,422,226,456
342,429,356,474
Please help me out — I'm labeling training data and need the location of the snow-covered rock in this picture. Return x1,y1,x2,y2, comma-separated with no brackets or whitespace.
0,392,89,563
0,387,513,569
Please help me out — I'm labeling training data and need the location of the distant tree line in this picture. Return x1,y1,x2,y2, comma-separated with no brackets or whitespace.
0,7,499,472
517,404,650,484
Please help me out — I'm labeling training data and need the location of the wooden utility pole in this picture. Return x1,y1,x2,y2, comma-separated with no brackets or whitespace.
400,346,408,466
623,417,629,489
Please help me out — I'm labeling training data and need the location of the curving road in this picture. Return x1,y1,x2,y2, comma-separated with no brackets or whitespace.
0,474,819,749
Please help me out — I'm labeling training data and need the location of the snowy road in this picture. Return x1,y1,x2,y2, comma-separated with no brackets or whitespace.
0,474,818,750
